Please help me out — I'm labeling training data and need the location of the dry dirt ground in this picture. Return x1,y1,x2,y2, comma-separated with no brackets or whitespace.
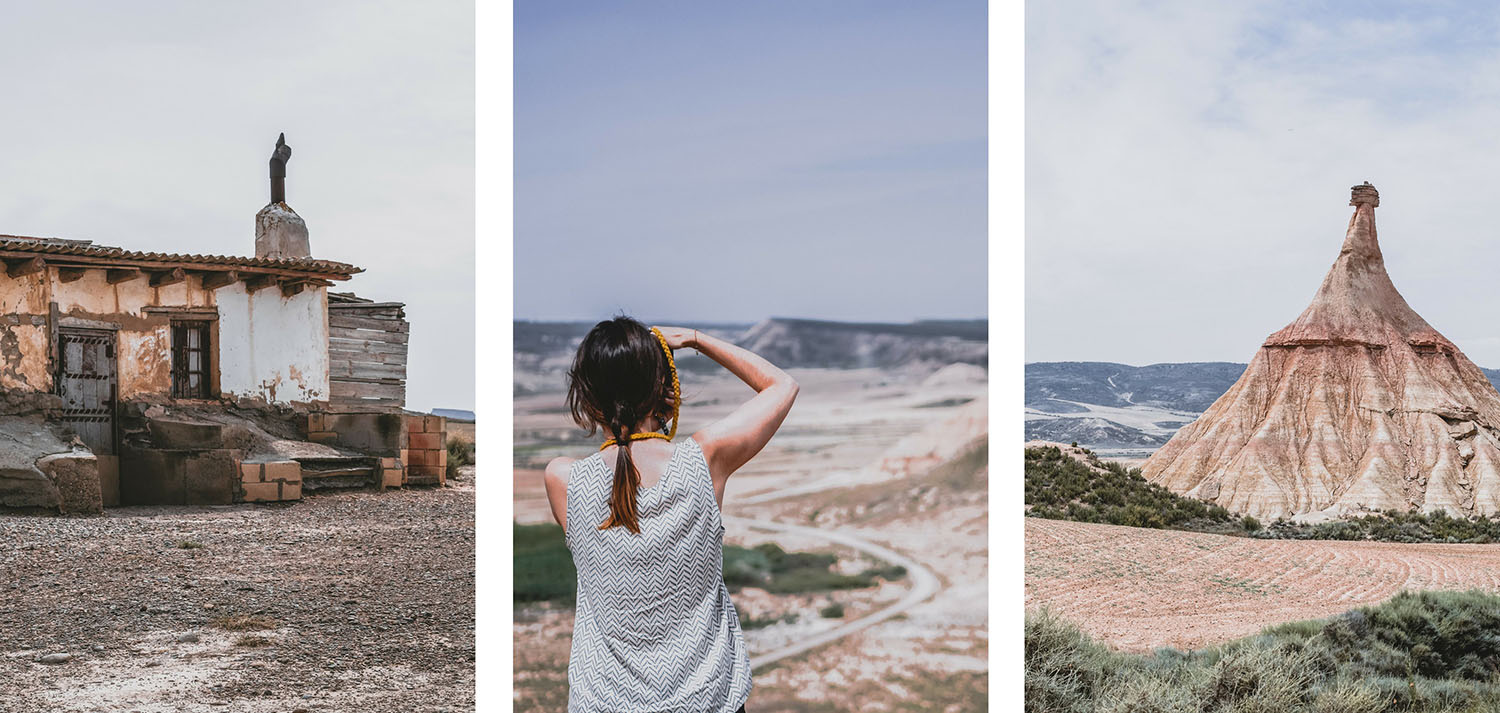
1026,517,1500,652
0,469,476,713
514,366,988,712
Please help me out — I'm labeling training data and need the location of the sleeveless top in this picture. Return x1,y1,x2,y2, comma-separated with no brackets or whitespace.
565,437,753,713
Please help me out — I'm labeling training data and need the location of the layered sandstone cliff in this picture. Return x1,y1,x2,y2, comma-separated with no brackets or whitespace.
1143,183,1500,519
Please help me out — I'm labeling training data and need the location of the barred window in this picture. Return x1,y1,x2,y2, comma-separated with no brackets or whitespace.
170,320,211,399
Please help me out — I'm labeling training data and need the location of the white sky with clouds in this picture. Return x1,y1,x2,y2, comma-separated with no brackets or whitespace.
0,1,474,412
514,1,986,323
1027,1,1500,367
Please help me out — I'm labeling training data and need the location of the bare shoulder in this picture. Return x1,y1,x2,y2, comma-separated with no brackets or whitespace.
544,456,577,490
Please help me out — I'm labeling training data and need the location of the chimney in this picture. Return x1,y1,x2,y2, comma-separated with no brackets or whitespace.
1350,181,1379,208
254,133,311,259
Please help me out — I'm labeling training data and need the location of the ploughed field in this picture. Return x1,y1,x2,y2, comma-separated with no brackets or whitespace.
1025,517,1500,652
0,471,475,713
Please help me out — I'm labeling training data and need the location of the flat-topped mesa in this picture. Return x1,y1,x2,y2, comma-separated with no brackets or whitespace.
1142,182,1500,519
254,133,311,260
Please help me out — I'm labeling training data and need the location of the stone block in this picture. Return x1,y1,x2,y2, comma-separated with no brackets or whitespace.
183,450,238,506
281,482,302,500
409,465,444,478
405,414,427,433
37,452,102,514
0,465,60,509
148,418,225,450
242,481,280,503
97,455,120,508
241,462,263,483
436,449,448,468
409,432,442,450
262,461,301,484
307,412,327,434
317,412,407,456
308,431,338,444
424,415,446,434
406,449,428,467
121,448,184,506
381,464,404,489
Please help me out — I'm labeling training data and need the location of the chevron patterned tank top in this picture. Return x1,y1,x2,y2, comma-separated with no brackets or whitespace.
565,437,752,712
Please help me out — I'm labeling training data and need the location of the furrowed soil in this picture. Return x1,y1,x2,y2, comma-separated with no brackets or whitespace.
0,470,476,713
1025,517,1500,652
514,365,988,712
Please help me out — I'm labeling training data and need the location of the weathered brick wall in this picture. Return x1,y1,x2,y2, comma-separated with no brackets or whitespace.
402,414,446,486
238,460,302,502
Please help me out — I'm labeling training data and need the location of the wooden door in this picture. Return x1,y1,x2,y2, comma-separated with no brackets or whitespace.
57,328,117,455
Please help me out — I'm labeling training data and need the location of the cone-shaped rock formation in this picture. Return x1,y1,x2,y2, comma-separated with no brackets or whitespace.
1143,183,1500,519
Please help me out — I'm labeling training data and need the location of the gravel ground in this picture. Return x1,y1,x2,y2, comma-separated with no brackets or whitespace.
0,469,475,713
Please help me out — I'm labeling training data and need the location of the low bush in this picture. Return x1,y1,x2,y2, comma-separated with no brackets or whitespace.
1253,509,1500,544
1026,590,1500,712
1026,446,1500,544
1024,446,1246,533
447,437,476,479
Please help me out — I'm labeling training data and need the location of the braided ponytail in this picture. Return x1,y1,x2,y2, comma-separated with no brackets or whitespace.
565,316,679,536
599,418,642,533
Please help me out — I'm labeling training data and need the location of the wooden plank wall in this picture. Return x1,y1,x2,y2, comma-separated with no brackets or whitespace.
328,302,408,412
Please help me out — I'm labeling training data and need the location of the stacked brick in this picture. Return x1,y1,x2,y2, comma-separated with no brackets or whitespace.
403,414,447,487
238,461,303,502
305,412,338,445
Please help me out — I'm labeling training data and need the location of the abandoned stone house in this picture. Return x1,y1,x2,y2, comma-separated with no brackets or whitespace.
0,135,448,514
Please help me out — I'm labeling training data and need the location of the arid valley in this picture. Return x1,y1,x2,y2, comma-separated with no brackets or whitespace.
513,319,988,712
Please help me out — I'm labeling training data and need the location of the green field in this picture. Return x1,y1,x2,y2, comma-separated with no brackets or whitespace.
514,522,904,604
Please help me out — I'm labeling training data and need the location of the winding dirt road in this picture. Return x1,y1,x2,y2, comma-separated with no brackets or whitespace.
726,516,943,670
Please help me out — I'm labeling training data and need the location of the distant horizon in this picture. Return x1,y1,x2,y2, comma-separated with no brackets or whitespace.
1026,356,1500,372
511,314,988,325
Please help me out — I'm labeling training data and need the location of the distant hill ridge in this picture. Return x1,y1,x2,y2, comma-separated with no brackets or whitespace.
1026,361,1500,452
1028,361,1500,413
740,318,986,369
515,317,987,370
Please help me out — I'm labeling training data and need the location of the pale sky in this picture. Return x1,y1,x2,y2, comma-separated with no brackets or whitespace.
514,1,987,323
0,1,474,412
1028,1,1500,368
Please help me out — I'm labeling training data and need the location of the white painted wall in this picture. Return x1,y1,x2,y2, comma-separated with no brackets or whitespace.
216,284,329,405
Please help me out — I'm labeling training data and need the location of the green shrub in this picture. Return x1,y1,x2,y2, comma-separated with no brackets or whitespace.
1026,591,1500,712
819,602,845,618
1024,446,1238,533
447,437,476,479
1026,446,1500,545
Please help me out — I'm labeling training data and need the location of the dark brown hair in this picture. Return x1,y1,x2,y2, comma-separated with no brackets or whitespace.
565,316,676,534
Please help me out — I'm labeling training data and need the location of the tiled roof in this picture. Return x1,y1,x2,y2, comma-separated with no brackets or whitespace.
0,235,361,277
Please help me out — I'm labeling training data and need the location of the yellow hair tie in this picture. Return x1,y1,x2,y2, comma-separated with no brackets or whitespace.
600,327,681,450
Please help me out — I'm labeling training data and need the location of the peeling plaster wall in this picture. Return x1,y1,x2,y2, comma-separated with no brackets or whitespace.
0,273,54,391
0,269,330,407
216,284,328,405
49,270,220,398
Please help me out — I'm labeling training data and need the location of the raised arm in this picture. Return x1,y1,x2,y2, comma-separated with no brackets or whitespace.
656,327,799,495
